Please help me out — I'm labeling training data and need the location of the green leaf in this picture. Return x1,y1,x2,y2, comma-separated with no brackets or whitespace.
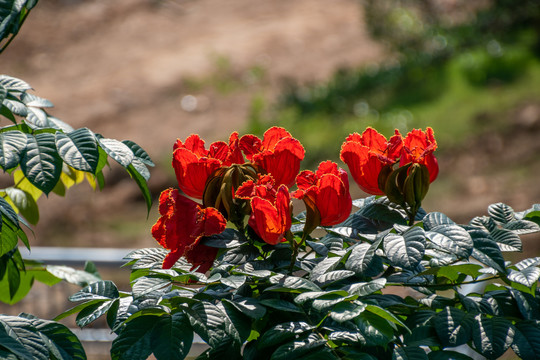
98,138,134,167
344,242,383,277
21,93,53,108
110,314,157,360
426,225,473,259
0,130,27,170
514,257,540,271
358,199,408,225
55,128,99,173
132,276,171,299
491,228,522,252
0,315,49,360
24,107,50,129
203,228,244,248
309,256,340,281
222,298,266,320
21,133,62,194
186,302,230,347
503,219,540,234
0,222,17,257
392,346,428,360
3,98,28,117
315,270,355,288
21,315,86,360
126,163,153,214
54,300,104,322
434,307,473,347
151,312,193,360
511,320,540,359
5,187,39,225
270,333,326,360
260,298,304,313
422,212,455,230
471,314,514,359
69,280,120,301
507,266,540,288
383,226,425,270
122,140,154,167
0,75,31,91
221,275,246,289
343,278,386,296
488,203,515,224
76,299,116,327
510,289,539,320
330,301,367,323
47,265,101,287
469,231,506,274
365,304,409,332
0,319,33,359
267,275,321,292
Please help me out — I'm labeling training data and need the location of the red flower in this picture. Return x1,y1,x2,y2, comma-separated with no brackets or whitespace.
239,127,305,188
172,132,244,199
293,161,352,227
400,128,439,182
236,176,292,245
151,188,227,272
340,127,403,195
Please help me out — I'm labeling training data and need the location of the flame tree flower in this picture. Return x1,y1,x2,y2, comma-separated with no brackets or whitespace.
172,132,244,199
236,175,292,245
239,127,305,188
400,127,439,183
293,161,352,233
151,188,227,272
340,127,403,195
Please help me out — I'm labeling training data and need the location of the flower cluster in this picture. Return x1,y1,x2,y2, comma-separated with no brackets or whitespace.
152,126,438,271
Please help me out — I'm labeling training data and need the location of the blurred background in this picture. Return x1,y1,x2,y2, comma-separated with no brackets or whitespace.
1,0,540,356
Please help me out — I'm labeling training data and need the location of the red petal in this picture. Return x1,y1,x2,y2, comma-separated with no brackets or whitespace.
226,132,245,165
262,127,293,151
208,141,229,162
317,173,352,226
239,134,262,161
360,127,388,152
340,142,384,195
183,134,208,157
173,148,222,199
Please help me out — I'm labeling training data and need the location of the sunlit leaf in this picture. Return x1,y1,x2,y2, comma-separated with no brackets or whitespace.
471,314,514,359
21,133,62,194
55,128,99,173
383,226,425,270
0,130,26,170
426,225,473,259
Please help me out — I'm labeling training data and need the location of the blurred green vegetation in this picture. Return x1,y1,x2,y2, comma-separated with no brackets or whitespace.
248,0,540,168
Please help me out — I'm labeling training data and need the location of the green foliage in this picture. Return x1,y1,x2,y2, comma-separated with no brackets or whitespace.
57,200,540,359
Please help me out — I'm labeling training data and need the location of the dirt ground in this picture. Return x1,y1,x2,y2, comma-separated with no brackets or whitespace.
2,0,540,250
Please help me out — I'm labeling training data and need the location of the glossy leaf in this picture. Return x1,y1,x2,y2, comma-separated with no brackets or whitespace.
491,228,522,252
21,133,62,194
392,346,428,360
151,312,193,360
110,314,157,360
98,138,134,167
55,128,99,173
5,187,38,225
383,227,425,270
426,225,473,259
434,307,473,347
257,321,314,350
0,315,49,360
126,163,152,214
470,232,507,274
270,333,326,360
422,212,455,230
471,314,514,359
344,241,383,277
0,130,27,170
122,140,154,167
488,203,515,224
69,280,119,302
511,320,540,359
507,267,540,288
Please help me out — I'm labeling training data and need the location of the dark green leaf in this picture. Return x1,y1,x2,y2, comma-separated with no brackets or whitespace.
76,300,116,327
69,280,119,301
221,245,259,265
315,270,355,287
98,138,134,167
23,316,86,360
203,228,244,248
383,227,425,270
126,163,153,214
4,98,28,116
260,298,304,313
422,212,455,230
132,276,171,299
510,289,540,320
392,346,428,360
270,333,326,360
488,203,515,224
470,231,506,274
428,350,474,360
503,220,540,234
330,301,367,323
186,302,229,347
344,242,383,277
358,200,408,226
151,312,193,360
491,228,522,252
343,278,386,296
55,128,99,173
434,307,473,347
426,225,473,259
471,314,514,359
221,275,246,289
24,107,50,129
0,315,49,360
511,320,540,359
222,298,266,320
310,256,340,281
110,314,156,360
122,140,154,167
0,130,27,170
21,133,62,194
267,275,321,292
